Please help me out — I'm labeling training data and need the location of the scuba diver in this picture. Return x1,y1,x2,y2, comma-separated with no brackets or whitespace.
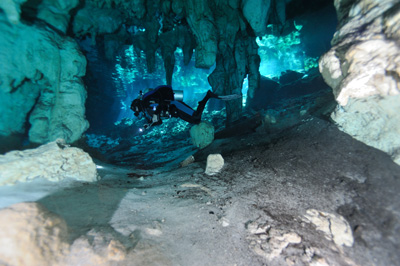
130,85,240,130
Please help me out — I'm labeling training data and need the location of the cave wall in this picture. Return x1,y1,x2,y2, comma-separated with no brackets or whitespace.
319,0,400,164
0,0,88,145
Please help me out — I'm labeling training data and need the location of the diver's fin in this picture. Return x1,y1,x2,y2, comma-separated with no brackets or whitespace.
218,94,241,101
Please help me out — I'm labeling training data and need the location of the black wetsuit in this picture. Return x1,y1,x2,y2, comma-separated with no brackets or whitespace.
138,85,215,125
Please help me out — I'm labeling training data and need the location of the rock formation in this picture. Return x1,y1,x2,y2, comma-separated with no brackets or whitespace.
0,202,129,266
0,139,98,185
319,0,400,165
0,202,69,266
0,0,293,144
0,1,88,144
190,121,214,149
205,153,224,175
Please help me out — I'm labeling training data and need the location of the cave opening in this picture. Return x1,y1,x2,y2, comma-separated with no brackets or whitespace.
1,0,400,265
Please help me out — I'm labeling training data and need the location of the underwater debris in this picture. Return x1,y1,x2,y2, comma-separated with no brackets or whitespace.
180,155,195,167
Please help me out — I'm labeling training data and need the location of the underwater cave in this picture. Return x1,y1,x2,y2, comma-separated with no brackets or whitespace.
0,0,400,265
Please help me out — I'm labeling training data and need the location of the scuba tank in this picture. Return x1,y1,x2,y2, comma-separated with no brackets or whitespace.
173,90,184,101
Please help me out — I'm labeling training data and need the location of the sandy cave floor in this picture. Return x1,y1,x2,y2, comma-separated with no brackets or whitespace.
1,118,400,265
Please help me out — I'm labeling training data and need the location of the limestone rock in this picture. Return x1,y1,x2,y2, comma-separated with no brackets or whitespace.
205,154,224,175
247,223,302,262
242,0,271,36
319,0,400,165
302,209,354,247
0,0,27,24
66,229,127,266
190,121,215,149
0,202,69,266
322,39,400,106
37,0,79,33
331,96,400,165
0,13,88,144
72,2,123,39
184,0,218,68
0,139,98,186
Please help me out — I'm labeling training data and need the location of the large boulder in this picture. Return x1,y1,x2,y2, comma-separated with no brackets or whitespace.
190,121,215,149
0,139,98,186
319,0,400,165
0,202,69,266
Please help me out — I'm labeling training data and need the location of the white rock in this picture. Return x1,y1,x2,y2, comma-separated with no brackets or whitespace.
205,154,224,175
302,209,354,247
0,139,98,186
0,202,69,266
66,229,127,265
220,217,230,227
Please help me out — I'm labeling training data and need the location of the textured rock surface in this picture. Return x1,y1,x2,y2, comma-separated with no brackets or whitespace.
0,139,98,186
190,121,215,149
205,153,224,175
0,0,26,24
184,0,218,68
68,0,291,125
66,229,128,266
0,10,88,144
247,222,302,261
332,96,400,165
0,202,69,266
72,2,123,40
319,0,400,165
37,0,79,33
303,209,354,247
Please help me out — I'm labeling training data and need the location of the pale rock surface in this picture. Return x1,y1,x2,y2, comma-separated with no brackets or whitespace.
319,0,400,165
205,154,224,175
66,229,127,266
190,121,215,149
0,202,69,266
247,222,302,262
0,139,98,186
0,11,88,144
332,95,400,164
302,209,354,247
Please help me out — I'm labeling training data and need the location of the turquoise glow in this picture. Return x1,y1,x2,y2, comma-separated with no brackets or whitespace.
113,46,213,122
256,22,319,78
